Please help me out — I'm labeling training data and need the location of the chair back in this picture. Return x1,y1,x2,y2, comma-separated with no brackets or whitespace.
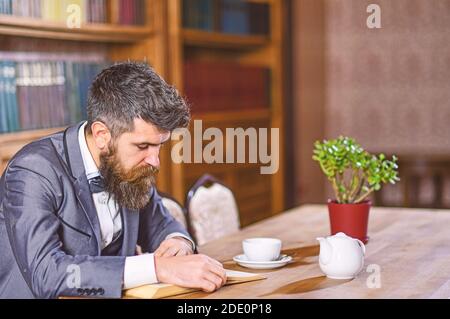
160,193,188,229
186,174,240,246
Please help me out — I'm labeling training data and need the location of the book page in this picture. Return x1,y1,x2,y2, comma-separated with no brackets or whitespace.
124,269,266,299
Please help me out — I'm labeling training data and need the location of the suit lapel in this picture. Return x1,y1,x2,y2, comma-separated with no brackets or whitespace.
121,207,139,256
73,178,103,253
63,122,102,254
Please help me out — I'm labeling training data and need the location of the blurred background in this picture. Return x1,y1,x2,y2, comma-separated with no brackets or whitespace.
291,0,450,211
0,0,449,227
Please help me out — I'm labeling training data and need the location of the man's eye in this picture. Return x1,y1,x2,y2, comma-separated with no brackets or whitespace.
137,145,149,150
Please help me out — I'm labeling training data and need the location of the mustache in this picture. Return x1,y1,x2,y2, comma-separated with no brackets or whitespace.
121,164,159,183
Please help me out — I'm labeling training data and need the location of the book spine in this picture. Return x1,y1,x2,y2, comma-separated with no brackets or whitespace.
94,0,101,23
55,61,67,126
64,61,72,123
5,61,19,132
11,0,21,17
61,62,70,125
29,0,35,18
193,0,201,29
41,0,61,21
2,0,7,14
77,63,85,120
0,61,7,133
81,0,88,23
72,62,82,122
60,0,67,23
137,0,143,25
48,62,57,127
91,0,98,23
129,0,135,25
184,0,202,29
133,0,138,25
65,61,79,123
34,0,42,18
184,0,199,29
249,2,270,35
36,62,45,129
53,0,62,21
119,0,124,24
139,0,146,25
85,0,91,23
2,61,10,132
7,0,12,14
32,62,44,129
23,0,31,17
200,0,213,31
44,62,56,128
221,0,249,35
28,62,38,129
99,0,106,23
16,63,31,130
41,0,51,20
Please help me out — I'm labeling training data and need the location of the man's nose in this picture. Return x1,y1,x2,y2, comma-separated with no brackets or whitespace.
144,154,160,168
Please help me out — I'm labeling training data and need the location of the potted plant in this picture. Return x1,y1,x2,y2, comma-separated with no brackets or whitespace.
312,136,400,243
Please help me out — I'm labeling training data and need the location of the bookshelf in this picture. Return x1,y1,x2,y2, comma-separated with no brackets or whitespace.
0,0,286,227
0,14,153,42
183,29,268,48
167,0,286,226
0,0,170,190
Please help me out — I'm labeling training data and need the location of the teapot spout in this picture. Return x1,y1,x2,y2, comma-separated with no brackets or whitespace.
316,237,333,265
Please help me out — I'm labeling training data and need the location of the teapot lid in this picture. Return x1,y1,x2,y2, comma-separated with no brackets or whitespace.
333,232,350,238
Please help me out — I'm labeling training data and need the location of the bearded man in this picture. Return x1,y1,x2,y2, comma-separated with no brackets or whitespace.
0,62,226,299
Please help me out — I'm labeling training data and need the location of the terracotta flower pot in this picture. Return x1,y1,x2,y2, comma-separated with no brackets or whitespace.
327,200,371,244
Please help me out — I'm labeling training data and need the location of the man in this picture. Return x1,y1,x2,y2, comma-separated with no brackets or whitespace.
0,62,226,299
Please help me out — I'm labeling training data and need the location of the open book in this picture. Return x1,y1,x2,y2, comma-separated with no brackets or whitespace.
123,270,266,299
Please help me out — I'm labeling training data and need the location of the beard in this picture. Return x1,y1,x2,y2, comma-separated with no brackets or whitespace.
99,142,159,210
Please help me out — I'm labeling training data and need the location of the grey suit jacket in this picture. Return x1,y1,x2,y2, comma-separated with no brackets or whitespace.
0,122,191,299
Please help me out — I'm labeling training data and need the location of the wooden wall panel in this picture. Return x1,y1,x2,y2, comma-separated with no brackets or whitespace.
292,0,327,204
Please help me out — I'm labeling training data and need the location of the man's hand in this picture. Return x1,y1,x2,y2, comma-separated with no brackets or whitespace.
154,254,227,293
154,237,194,257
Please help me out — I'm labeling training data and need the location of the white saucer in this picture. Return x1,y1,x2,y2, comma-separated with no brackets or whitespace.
232,254,292,269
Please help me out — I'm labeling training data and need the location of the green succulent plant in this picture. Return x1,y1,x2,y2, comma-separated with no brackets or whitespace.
312,136,400,204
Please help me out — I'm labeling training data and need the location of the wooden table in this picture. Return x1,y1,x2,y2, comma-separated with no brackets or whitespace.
172,205,450,299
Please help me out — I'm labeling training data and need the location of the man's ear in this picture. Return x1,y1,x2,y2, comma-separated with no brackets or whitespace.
90,121,111,150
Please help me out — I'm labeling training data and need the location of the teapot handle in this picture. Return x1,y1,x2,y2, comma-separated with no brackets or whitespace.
356,239,366,255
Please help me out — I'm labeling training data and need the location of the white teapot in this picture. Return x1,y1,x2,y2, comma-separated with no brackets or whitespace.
316,232,366,279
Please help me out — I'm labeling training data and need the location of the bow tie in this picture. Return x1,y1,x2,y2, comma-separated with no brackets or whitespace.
88,176,106,194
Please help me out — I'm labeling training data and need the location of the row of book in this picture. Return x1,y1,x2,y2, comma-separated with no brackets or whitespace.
183,0,270,35
184,60,271,113
0,60,108,133
0,0,147,25
119,0,146,25
0,0,107,23
1,59,270,133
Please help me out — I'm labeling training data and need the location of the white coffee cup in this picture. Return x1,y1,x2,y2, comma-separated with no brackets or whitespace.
242,238,282,262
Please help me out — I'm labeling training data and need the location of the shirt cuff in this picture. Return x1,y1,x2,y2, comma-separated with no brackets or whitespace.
166,232,196,251
123,253,158,290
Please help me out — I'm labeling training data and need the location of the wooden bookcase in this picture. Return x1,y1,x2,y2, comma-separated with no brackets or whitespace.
166,0,285,226
0,0,169,184
0,0,286,226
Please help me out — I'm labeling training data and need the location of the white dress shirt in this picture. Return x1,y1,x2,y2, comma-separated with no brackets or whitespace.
78,122,192,289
